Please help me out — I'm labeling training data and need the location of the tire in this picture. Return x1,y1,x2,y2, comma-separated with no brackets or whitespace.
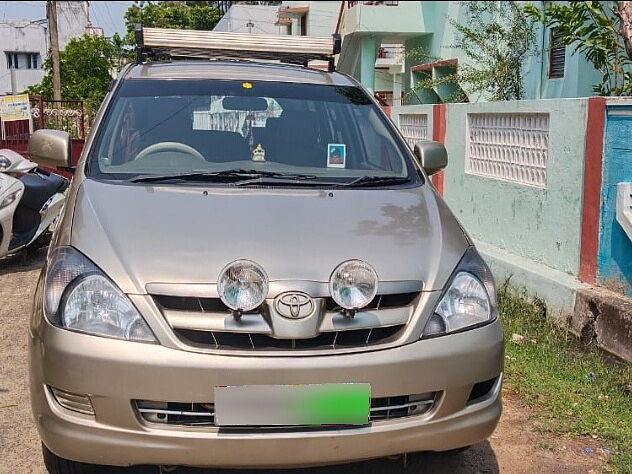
42,444,96,474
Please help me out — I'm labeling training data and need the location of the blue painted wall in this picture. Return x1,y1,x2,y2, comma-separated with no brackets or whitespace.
598,106,632,296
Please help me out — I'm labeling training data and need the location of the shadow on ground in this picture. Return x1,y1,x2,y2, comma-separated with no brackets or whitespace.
74,442,499,474
0,248,46,276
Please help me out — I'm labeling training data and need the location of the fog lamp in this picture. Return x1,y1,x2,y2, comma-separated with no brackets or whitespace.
329,260,378,310
217,260,268,312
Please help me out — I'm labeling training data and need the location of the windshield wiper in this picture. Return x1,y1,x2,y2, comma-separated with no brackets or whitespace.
129,169,315,183
232,174,347,187
129,170,411,187
341,175,411,187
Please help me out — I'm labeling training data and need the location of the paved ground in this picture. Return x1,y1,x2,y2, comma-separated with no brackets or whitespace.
0,251,606,473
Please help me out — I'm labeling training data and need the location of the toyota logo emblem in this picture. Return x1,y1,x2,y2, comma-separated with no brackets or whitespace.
275,292,314,319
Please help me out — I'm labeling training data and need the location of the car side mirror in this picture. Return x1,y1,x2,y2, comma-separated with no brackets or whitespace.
28,129,71,168
413,141,447,176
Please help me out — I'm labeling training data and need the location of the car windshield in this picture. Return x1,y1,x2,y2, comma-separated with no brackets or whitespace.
88,79,419,186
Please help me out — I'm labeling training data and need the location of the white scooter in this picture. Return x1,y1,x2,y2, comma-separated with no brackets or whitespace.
0,149,69,258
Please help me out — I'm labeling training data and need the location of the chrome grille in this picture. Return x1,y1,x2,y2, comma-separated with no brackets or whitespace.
153,292,418,352
155,293,418,313
136,393,437,427
174,325,404,350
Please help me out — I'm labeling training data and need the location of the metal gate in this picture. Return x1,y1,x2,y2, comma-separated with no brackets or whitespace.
0,95,89,166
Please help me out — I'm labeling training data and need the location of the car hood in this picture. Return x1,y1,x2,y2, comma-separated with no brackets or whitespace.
71,179,469,294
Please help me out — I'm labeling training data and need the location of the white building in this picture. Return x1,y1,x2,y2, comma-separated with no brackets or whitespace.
214,4,283,35
0,1,99,95
276,1,340,37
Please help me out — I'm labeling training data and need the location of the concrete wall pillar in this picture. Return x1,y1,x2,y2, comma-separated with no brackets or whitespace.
431,103,446,195
392,73,402,106
579,97,606,284
360,36,377,92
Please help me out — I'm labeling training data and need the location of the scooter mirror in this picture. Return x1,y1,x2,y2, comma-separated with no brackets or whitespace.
28,129,71,169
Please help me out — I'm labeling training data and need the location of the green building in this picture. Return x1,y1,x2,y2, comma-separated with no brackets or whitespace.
336,1,601,105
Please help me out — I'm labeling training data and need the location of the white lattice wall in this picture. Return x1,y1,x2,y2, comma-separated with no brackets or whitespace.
399,113,429,149
466,113,549,187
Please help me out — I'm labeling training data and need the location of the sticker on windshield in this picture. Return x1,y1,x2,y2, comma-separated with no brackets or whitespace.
327,144,346,168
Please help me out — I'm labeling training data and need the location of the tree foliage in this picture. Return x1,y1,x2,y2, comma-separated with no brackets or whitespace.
408,2,536,102
25,2,224,115
525,1,632,96
452,1,537,101
26,34,123,115
124,1,221,43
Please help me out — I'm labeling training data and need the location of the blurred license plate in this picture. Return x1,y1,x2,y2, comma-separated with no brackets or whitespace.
214,383,370,426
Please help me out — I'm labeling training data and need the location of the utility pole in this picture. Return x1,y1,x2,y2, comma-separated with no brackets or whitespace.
47,1,62,101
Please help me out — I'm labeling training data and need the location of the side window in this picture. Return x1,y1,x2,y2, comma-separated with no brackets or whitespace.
351,107,402,173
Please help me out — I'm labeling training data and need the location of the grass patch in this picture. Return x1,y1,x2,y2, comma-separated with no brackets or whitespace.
499,283,632,473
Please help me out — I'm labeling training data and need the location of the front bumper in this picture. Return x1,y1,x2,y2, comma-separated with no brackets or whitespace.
30,316,504,468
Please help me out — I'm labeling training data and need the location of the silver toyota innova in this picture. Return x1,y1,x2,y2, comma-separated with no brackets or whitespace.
28,57,503,472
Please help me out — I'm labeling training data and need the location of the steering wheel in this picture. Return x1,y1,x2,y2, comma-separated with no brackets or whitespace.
135,142,205,162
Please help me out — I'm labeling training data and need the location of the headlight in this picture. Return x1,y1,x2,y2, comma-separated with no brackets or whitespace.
329,260,378,310
0,190,20,210
0,156,11,171
217,260,268,312
44,247,156,342
423,247,496,338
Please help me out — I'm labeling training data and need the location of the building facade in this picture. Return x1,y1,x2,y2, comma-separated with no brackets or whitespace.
0,1,97,95
276,1,340,37
337,1,601,104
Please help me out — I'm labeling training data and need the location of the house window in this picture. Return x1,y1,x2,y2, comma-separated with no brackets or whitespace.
299,15,307,36
6,52,19,69
549,29,565,78
26,53,38,69
5,52,40,69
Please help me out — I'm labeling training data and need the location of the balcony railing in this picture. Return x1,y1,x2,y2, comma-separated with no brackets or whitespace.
377,45,404,59
375,90,403,107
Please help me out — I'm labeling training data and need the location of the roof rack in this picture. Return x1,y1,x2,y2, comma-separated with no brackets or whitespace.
134,25,342,72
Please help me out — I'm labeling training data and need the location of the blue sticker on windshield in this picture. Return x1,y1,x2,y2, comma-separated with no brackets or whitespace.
327,144,346,168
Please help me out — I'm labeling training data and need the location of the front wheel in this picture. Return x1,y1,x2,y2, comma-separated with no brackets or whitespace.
42,444,96,474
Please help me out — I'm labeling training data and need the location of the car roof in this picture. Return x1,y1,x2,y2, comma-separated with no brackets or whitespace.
124,60,358,87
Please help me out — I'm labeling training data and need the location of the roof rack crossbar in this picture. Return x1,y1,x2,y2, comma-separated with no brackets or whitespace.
135,25,341,72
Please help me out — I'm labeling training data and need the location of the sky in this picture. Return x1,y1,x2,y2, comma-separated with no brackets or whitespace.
0,1,134,37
